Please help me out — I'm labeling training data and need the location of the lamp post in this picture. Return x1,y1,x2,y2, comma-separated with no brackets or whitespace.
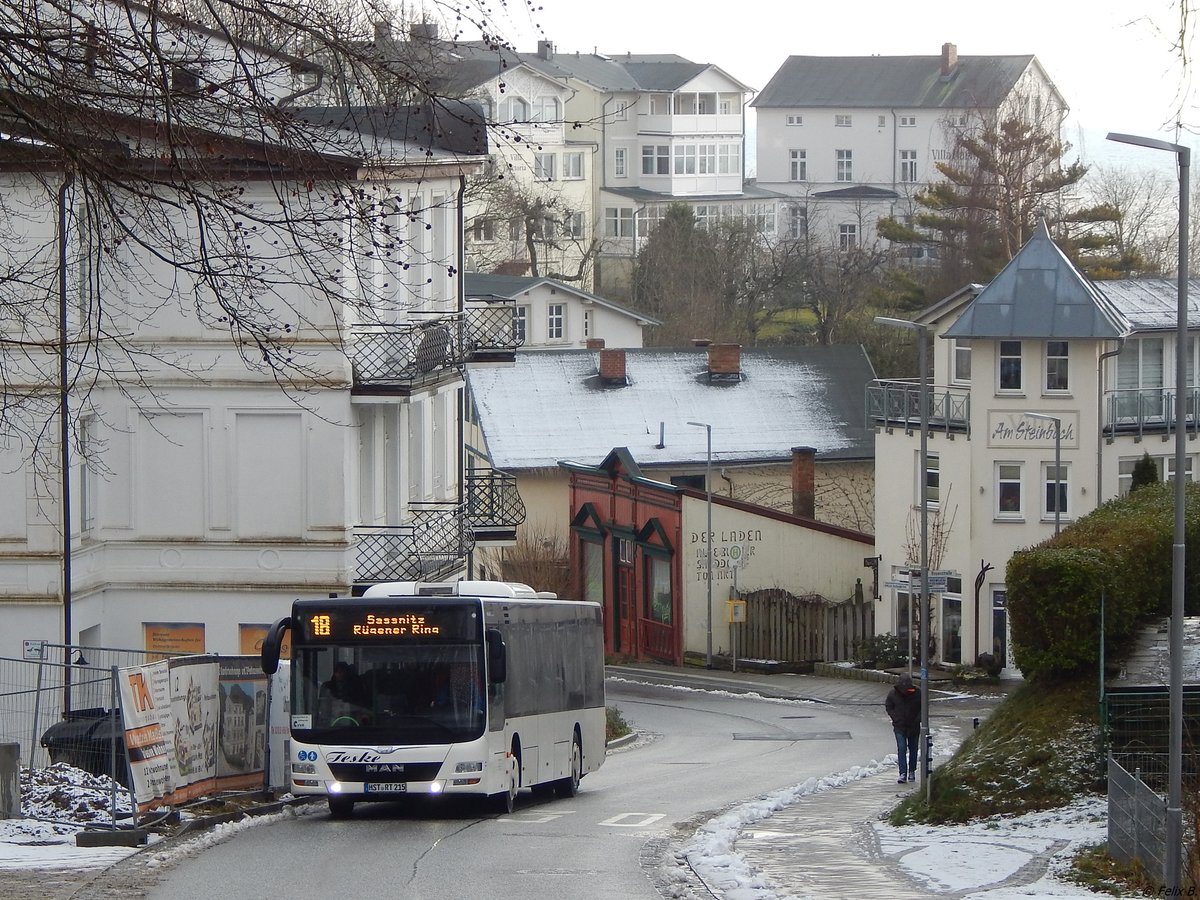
875,315,930,797
1025,412,1062,536
688,420,714,668
1107,131,1189,892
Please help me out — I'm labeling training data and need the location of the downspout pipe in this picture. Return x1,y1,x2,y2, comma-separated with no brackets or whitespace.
1096,338,1125,504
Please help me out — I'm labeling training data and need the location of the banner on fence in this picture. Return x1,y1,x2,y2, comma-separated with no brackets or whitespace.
119,655,267,811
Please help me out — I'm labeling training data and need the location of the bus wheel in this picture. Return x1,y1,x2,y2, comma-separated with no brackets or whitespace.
555,735,582,798
492,757,517,815
328,797,355,818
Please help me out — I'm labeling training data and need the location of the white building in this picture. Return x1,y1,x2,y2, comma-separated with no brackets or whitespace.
0,3,521,662
753,44,1067,252
870,222,1199,672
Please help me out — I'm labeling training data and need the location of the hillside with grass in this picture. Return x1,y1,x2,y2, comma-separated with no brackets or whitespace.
890,678,1104,825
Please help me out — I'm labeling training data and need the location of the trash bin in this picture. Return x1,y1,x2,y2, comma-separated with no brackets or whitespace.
40,708,129,788
0,742,19,818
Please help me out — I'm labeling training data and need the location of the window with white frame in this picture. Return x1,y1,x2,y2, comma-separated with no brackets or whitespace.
922,450,940,506
786,114,803,126
471,218,495,242
838,223,857,251
1045,340,1069,392
836,149,853,182
899,149,917,183
698,144,717,174
583,309,592,338
499,96,529,122
642,144,670,175
547,303,565,340
563,151,584,179
649,93,669,115
605,207,634,237
1041,462,1069,520
1167,454,1195,484
1119,454,1194,495
899,115,916,127
614,100,630,120
534,152,555,181
719,95,736,115
614,147,627,178
673,144,697,175
508,217,522,241
564,211,584,239
835,113,852,127
999,340,1022,391
789,149,807,181
953,339,971,383
532,217,555,241
534,96,560,122
718,144,740,174
877,115,886,127
79,416,95,532
996,462,1024,518
786,203,808,240
1116,337,1165,420
512,305,528,343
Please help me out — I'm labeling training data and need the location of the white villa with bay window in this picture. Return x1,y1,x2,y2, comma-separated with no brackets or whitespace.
869,222,1200,673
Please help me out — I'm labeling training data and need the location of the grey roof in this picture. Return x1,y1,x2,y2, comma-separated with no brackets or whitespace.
751,54,1036,109
812,185,899,201
463,274,662,324
1094,279,1200,333
943,221,1129,340
466,345,876,470
297,102,489,156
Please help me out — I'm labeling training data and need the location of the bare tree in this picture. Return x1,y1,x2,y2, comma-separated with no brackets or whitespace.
1084,164,1177,274
0,0,501,468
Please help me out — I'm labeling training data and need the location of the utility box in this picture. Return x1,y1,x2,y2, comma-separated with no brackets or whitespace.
727,599,747,624
0,742,20,818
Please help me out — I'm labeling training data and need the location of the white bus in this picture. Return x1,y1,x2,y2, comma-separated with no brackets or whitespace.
261,581,605,817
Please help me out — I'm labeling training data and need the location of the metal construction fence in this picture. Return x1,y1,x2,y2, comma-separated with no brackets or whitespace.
1108,753,1168,884
1106,686,1200,791
0,642,175,771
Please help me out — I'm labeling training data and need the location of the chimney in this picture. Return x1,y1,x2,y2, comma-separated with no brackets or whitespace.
537,39,555,61
374,21,392,44
792,447,816,519
409,22,438,41
599,348,627,385
707,343,741,379
940,42,958,78
586,338,605,350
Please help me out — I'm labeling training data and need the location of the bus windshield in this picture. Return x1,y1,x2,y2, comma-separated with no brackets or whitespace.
292,643,486,745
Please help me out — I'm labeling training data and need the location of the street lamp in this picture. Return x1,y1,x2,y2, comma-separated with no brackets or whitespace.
874,315,931,798
1025,412,1062,536
1107,131,1190,891
688,420,714,668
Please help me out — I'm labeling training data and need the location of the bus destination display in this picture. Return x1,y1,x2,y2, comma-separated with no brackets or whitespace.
298,604,477,642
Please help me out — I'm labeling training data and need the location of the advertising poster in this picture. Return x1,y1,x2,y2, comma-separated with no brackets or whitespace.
165,656,219,803
143,622,205,661
117,659,173,813
238,623,291,659
267,661,291,792
217,657,268,791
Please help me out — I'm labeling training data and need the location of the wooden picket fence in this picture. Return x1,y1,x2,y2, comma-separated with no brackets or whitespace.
737,588,874,664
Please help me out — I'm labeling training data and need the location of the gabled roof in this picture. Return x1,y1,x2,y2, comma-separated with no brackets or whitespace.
463,274,662,325
751,54,1037,109
466,345,876,470
812,185,899,201
943,221,1129,340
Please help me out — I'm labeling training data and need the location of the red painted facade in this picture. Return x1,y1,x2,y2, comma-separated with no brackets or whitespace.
566,450,684,666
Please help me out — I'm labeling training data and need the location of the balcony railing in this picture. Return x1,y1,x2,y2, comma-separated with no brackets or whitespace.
464,303,523,362
866,380,971,435
353,502,474,584
465,470,526,537
1105,388,1200,438
350,314,465,389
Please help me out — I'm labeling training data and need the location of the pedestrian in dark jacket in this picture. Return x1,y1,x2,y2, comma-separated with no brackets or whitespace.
885,674,921,783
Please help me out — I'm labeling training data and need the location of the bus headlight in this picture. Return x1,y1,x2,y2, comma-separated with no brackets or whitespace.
454,761,483,773
292,763,317,774
429,781,444,794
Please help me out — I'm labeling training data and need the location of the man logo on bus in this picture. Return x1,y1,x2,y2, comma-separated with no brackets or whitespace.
127,671,154,713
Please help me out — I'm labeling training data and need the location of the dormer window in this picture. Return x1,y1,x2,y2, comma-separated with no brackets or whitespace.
499,96,530,122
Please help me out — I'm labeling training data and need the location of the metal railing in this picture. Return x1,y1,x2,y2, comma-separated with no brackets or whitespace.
465,470,526,531
353,502,475,583
464,303,523,358
1104,387,1200,438
350,314,465,387
865,380,971,435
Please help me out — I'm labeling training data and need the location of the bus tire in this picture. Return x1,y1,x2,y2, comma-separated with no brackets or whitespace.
555,733,582,798
492,753,518,815
328,797,355,818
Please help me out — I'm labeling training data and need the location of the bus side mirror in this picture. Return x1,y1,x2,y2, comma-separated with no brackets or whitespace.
261,617,291,675
486,628,507,684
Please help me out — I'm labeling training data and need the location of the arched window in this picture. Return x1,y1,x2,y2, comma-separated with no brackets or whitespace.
499,96,530,122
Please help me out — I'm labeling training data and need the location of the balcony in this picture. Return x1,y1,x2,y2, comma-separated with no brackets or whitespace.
1104,388,1200,439
353,502,474,585
464,302,523,364
350,314,464,393
465,470,526,542
866,380,971,435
